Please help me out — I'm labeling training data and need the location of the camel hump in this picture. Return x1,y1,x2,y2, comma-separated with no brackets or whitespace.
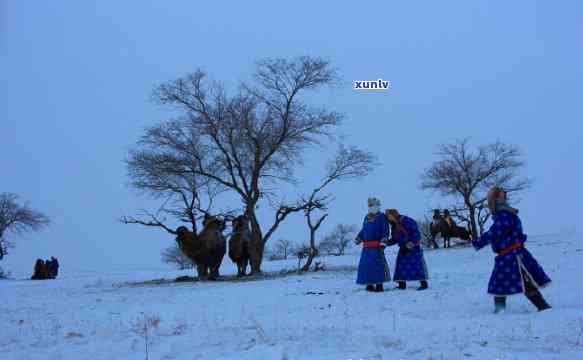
199,216,226,250
202,216,225,232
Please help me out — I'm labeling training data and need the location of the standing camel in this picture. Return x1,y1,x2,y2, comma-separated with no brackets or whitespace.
175,215,226,280
228,215,251,277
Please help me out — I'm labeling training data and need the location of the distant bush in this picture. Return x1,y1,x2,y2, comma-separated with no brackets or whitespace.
161,244,194,270
0,266,11,280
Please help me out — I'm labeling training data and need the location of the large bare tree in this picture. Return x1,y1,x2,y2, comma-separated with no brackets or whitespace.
420,139,531,239
141,56,342,273
300,146,376,271
0,193,49,261
122,120,226,236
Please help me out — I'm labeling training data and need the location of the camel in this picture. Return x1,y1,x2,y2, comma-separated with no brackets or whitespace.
430,209,471,248
31,259,47,280
175,215,226,280
228,215,251,277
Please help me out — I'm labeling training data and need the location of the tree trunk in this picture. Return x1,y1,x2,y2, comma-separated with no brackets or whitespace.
247,208,264,274
468,206,478,241
301,229,317,272
0,231,4,260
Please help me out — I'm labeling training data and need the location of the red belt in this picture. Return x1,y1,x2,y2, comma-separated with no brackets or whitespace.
363,240,381,248
497,243,523,256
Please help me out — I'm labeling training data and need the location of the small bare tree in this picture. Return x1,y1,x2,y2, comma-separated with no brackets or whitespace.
161,244,194,270
293,243,311,272
300,146,376,271
273,238,292,260
420,139,531,239
0,193,49,261
319,223,357,256
148,56,342,274
417,217,434,249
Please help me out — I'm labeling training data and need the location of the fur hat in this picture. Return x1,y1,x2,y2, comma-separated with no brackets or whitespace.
385,208,400,221
487,186,505,214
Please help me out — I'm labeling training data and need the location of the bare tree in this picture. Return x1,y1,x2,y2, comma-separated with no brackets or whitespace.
476,203,492,236
147,56,342,273
161,244,194,270
300,146,376,271
320,223,357,256
417,216,434,249
0,193,49,261
293,243,311,272
273,238,292,260
121,120,228,236
420,139,531,239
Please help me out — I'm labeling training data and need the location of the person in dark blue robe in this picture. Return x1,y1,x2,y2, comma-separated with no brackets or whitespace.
473,186,551,313
355,197,391,292
386,209,429,290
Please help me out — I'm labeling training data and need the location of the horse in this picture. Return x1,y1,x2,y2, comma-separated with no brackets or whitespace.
228,215,251,277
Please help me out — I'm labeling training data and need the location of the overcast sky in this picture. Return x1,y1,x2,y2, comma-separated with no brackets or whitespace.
1,1,581,277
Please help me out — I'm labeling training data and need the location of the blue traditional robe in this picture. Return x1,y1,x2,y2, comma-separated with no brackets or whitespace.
473,209,551,296
356,212,390,285
389,216,428,281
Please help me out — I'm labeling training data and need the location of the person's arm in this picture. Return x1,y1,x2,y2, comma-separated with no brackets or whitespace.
380,214,390,245
406,217,421,243
472,213,510,251
403,217,420,249
355,217,365,244
396,222,409,247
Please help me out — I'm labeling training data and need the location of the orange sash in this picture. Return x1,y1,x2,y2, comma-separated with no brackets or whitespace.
497,243,523,256
363,240,381,248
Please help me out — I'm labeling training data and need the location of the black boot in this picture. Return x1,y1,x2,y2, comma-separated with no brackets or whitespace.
525,290,551,312
375,284,384,292
365,284,375,292
522,271,551,311
396,281,406,290
418,280,428,291
494,296,506,314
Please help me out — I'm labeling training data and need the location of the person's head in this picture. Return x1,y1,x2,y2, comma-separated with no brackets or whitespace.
443,209,450,216
487,186,507,214
385,209,400,223
433,209,440,215
367,197,381,214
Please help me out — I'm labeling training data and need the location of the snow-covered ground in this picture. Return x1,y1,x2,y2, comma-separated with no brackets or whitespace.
1,234,582,360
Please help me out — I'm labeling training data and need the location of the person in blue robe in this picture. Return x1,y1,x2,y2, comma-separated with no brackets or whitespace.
473,186,551,313
355,197,391,292
386,209,429,290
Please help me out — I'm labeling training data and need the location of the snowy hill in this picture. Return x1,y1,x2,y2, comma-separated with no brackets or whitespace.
1,234,582,360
